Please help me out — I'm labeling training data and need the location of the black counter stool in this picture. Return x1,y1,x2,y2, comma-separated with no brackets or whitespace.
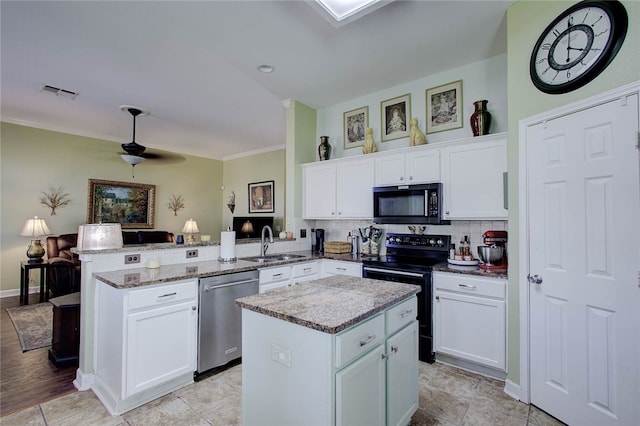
48,292,80,368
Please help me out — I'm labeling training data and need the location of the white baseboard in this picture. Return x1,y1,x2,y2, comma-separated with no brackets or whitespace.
73,369,93,391
0,286,40,299
504,379,525,402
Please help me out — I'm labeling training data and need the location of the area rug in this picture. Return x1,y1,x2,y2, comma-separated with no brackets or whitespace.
6,302,53,352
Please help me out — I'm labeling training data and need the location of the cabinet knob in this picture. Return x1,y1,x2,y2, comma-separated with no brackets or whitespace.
381,353,389,361
391,345,398,353
435,296,440,301
400,177,404,181
192,306,197,311
409,176,413,180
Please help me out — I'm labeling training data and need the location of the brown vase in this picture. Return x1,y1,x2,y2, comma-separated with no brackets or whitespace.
470,100,492,137
318,136,331,161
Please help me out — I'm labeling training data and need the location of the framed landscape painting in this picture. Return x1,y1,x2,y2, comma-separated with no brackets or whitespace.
343,106,368,149
248,180,274,213
381,94,410,142
87,179,155,228
426,80,462,134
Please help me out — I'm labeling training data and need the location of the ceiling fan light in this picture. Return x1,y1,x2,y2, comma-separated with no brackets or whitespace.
121,154,145,166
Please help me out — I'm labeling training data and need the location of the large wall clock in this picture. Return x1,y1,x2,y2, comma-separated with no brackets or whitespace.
530,0,628,94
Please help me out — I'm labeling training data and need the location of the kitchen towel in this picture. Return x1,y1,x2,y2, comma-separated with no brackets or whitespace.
220,231,236,261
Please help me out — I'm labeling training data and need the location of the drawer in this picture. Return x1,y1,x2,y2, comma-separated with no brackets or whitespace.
386,297,417,336
259,266,291,284
292,261,320,278
260,281,290,293
335,314,384,369
433,272,505,299
322,260,362,277
128,280,197,311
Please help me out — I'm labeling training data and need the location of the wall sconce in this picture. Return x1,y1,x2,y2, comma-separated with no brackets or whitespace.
77,224,124,250
182,219,200,244
20,216,52,262
240,220,254,238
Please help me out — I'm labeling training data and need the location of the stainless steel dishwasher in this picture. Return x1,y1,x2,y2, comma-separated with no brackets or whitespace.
197,270,259,374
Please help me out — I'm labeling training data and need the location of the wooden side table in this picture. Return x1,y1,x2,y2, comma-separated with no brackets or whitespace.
20,260,49,305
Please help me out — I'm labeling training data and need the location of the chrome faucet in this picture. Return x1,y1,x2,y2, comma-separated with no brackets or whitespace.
260,225,274,257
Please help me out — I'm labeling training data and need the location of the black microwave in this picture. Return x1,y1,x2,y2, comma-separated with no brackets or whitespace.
373,183,449,224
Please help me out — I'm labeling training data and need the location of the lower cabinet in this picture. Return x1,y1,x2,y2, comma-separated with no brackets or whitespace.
93,279,198,415
321,259,362,277
259,261,321,292
433,272,506,371
242,296,418,426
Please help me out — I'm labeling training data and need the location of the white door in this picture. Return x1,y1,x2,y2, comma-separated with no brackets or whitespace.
527,94,639,425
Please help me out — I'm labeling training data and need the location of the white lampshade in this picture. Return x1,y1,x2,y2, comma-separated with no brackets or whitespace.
120,154,145,166
20,216,52,237
181,219,200,234
77,223,124,250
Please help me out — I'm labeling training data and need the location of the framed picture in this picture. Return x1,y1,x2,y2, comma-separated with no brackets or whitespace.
381,94,410,142
343,106,368,149
87,179,155,228
248,180,274,213
426,80,463,134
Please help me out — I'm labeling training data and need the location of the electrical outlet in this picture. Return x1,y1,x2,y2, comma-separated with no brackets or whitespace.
124,273,140,285
186,249,198,258
125,254,140,264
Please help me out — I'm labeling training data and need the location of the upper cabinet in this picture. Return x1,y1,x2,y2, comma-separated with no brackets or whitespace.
375,150,440,186
301,132,507,221
302,157,374,219
440,134,507,220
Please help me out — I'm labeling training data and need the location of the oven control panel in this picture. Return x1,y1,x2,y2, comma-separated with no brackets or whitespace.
385,233,450,251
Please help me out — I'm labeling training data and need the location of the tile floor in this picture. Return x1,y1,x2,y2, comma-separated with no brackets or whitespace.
0,361,565,426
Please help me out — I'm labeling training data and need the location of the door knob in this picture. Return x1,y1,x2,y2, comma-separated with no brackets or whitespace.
527,274,543,284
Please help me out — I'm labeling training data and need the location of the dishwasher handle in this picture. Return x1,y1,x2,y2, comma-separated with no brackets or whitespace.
203,279,259,292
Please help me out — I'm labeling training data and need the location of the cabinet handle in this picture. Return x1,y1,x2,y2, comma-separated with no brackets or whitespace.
409,176,413,180
273,273,283,278
381,353,389,360
436,296,440,301
338,212,342,215
331,212,335,215
359,334,376,347
157,292,177,299
391,345,398,353
400,177,404,181
458,283,476,289
400,309,413,318
337,267,347,271
303,268,312,272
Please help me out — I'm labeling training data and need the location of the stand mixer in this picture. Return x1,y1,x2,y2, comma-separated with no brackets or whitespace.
477,230,507,269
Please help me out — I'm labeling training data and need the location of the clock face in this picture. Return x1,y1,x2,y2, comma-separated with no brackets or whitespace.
530,0,628,94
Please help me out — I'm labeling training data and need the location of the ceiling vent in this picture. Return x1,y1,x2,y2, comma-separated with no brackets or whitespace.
40,84,78,100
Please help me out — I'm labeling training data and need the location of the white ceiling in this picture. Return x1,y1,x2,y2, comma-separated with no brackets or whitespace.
1,1,511,161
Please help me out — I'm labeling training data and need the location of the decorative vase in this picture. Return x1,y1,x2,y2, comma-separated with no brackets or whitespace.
318,136,331,161
470,100,492,137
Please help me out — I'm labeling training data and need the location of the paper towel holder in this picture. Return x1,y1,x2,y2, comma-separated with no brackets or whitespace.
218,230,237,264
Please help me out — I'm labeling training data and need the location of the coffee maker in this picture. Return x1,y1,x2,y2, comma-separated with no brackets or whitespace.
312,229,325,253
478,230,507,269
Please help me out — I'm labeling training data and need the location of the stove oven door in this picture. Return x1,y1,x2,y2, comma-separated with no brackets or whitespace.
362,266,435,363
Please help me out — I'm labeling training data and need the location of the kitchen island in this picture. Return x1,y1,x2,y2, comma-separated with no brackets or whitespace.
236,275,420,426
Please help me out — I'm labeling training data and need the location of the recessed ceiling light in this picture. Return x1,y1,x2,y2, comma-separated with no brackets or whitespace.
257,65,275,73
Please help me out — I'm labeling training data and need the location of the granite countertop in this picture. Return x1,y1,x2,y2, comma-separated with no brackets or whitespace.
94,250,365,289
235,275,420,334
432,261,508,280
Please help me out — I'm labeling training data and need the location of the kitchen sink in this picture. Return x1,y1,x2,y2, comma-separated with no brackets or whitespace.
243,254,308,263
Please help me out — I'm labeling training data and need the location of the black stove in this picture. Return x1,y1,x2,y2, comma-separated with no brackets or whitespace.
362,233,451,363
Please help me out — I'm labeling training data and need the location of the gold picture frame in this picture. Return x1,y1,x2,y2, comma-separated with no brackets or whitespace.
426,80,463,134
381,94,411,142
343,106,368,149
87,179,155,228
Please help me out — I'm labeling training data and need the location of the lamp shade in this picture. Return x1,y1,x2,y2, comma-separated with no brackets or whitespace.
241,220,254,235
182,219,200,234
120,154,145,166
77,224,123,250
20,216,52,237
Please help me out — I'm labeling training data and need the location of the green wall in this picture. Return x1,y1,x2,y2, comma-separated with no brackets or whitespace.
0,122,224,292
505,0,639,384
221,149,286,231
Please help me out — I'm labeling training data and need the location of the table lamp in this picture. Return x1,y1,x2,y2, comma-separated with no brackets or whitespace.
20,216,52,262
240,220,254,238
77,224,124,250
182,219,200,244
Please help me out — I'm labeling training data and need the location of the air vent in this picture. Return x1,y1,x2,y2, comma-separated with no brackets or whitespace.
40,84,78,100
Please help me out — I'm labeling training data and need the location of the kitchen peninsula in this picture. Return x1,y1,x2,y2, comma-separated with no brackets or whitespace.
236,276,420,426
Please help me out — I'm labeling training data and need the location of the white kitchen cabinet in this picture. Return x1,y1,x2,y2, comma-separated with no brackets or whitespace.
321,259,362,277
258,265,291,293
302,157,374,219
375,149,440,186
93,279,198,415
440,134,507,219
433,272,506,371
242,296,419,426
291,261,320,285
